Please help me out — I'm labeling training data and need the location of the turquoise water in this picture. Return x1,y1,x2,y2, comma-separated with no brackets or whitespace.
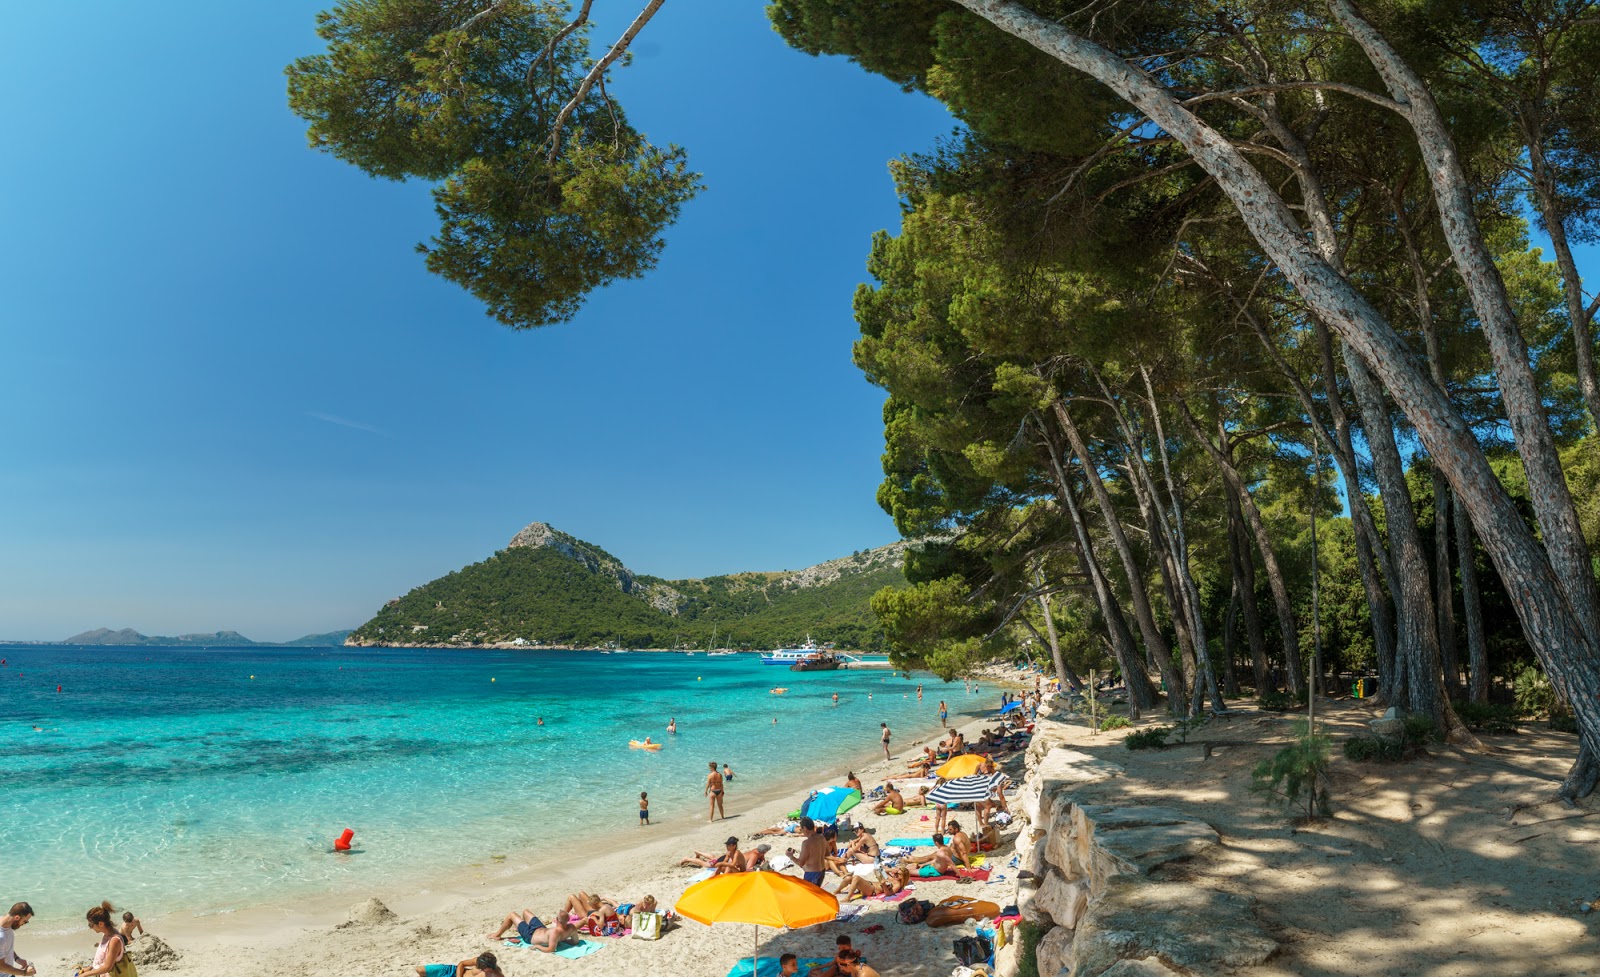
1,645,979,924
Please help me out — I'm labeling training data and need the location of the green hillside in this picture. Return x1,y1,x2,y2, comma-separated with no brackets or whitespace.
349,524,908,650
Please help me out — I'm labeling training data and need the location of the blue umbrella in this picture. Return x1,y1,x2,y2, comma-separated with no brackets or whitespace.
799,786,861,824
998,701,1024,714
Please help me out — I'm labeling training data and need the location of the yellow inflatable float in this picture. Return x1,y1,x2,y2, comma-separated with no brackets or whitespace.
629,739,662,751
769,687,788,694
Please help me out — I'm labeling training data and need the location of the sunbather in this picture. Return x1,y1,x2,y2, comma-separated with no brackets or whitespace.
869,783,905,815
903,835,963,876
485,908,580,952
679,837,741,869
417,952,504,977
905,747,938,777
836,865,911,902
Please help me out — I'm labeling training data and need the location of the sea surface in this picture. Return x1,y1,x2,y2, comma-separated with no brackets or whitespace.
0,645,983,924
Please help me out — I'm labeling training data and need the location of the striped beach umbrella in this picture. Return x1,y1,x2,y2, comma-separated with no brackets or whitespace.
927,772,1006,807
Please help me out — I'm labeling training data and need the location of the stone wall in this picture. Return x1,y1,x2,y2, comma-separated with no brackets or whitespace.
993,712,1278,977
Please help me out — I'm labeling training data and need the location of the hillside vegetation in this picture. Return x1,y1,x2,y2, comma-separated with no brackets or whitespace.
348,524,907,650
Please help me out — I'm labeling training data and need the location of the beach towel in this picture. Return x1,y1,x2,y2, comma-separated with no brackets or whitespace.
688,868,716,883
878,845,912,858
725,957,832,977
835,903,865,921
887,838,938,847
553,939,605,959
766,853,794,872
871,887,914,903
915,868,992,882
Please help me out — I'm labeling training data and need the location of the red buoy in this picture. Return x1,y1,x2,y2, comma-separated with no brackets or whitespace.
334,828,355,851
57,685,62,693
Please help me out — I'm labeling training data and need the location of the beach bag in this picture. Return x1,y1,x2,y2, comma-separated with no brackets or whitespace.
953,935,993,966
897,898,931,925
927,897,1001,929
111,954,138,977
631,911,663,941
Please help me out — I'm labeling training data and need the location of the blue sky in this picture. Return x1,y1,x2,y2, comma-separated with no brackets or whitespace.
0,2,954,641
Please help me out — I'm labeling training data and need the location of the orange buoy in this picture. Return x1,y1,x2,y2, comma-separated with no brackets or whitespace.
334,828,355,852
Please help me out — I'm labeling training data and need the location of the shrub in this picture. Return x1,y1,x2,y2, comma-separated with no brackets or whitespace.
1513,664,1560,718
1402,715,1439,745
1016,920,1045,977
1343,736,1405,762
1098,715,1131,732
1125,727,1172,750
1251,720,1331,818
1257,688,1307,712
1454,701,1521,735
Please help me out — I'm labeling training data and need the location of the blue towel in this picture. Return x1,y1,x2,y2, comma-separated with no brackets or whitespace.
887,838,937,847
553,939,604,959
725,956,833,977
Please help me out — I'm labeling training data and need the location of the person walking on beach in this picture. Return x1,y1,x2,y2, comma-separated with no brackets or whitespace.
705,761,725,821
639,791,650,826
0,902,35,977
938,699,948,728
879,722,892,761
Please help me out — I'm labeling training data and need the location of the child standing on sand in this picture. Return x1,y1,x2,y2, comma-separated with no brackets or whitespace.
639,792,650,826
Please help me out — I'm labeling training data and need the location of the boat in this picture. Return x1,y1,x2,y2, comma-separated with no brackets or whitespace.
708,651,737,657
790,653,845,672
761,637,823,666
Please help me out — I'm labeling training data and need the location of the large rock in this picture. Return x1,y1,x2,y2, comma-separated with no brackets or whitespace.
1071,878,1278,976
1047,805,1219,892
994,936,1022,977
1020,749,1123,825
1036,923,1076,977
1369,717,1405,741
1035,874,1090,929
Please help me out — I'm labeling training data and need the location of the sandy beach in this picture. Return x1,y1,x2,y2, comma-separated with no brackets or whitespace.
19,701,1026,977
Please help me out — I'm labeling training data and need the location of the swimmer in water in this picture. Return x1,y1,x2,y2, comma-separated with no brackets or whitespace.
537,717,544,726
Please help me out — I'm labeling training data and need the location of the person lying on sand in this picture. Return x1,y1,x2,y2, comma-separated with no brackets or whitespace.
903,835,963,875
869,784,905,816
679,837,740,869
905,747,938,777
750,822,802,837
835,864,911,902
417,952,504,977
485,910,580,952
900,785,933,809
557,892,614,922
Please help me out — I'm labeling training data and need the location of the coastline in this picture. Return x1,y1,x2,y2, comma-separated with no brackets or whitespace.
20,690,1030,974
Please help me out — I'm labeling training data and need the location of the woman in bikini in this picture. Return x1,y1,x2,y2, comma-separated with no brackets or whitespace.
837,864,911,902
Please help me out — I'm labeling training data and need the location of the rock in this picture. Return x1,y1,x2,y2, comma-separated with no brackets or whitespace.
1022,836,1049,877
1369,717,1405,741
1097,960,1185,977
1382,706,1403,719
1072,878,1278,976
129,935,181,969
1036,923,1076,977
1035,875,1090,929
993,936,1022,977
1073,806,1220,885
339,897,398,928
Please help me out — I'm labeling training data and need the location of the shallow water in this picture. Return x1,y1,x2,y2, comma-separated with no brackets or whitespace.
1,645,983,923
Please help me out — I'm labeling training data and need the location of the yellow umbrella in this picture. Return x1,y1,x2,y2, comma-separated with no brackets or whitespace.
676,871,839,975
936,753,987,779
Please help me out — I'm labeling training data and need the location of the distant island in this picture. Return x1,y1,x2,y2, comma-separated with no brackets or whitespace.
348,522,909,651
58,627,354,647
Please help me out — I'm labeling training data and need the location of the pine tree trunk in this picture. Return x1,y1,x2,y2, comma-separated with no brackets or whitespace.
1034,580,1077,694
1229,494,1271,693
956,0,1600,793
1223,579,1241,697
1432,473,1462,696
1047,430,1160,714
1180,405,1304,693
1455,502,1489,704
1054,400,1185,713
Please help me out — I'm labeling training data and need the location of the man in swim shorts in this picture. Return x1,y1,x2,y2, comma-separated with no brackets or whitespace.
705,761,726,821
880,723,891,761
938,700,948,727
869,783,904,816
788,817,827,886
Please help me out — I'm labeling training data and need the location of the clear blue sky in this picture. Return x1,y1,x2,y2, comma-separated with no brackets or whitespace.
0,2,953,641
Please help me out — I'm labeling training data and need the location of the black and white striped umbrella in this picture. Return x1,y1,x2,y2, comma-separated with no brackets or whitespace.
927,772,1006,806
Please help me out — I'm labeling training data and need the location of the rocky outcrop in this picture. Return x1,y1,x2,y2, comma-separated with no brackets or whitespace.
772,540,912,589
1009,711,1278,977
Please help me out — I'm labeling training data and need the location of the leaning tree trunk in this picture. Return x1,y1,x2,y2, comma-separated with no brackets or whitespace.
1048,432,1161,714
1033,574,1080,693
1180,406,1304,694
955,0,1600,797
1530,157,1600,434
1054,400,1186,714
